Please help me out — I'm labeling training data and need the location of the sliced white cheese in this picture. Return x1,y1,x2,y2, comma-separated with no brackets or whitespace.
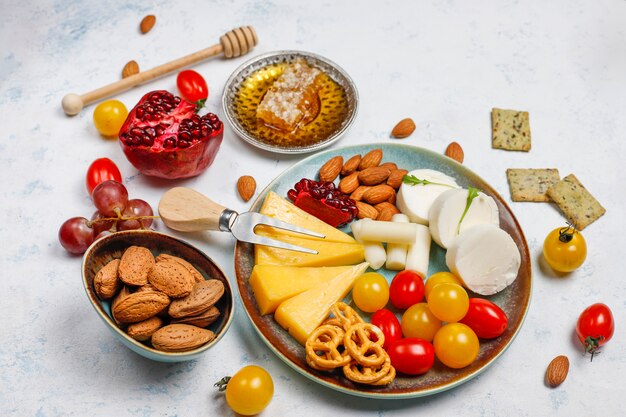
357,220,417,244
405,223,431,278
385,214,410,270
351,220,386,270
396,169,460,225
446,223,521,295
429,189,499,249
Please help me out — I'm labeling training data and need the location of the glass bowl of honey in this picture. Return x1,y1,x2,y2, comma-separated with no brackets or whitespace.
222,51,358,154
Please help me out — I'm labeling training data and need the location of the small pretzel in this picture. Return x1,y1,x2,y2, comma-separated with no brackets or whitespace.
370,365,395,386
344,323,387,367
330,302,364,331
305,325,351,370
343,355,392,385
322,317,344,328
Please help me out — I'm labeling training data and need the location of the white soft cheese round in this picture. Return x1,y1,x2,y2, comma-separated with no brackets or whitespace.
429,188,500,249
396,169,459,225
445,223,521,295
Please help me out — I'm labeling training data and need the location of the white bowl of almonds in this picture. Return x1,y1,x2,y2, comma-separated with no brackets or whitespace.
82,230,233,362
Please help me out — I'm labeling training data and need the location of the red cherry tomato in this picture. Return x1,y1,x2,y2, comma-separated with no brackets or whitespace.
371,309,402,349
576,303,614,359
387,338,435,375
460,298,508,339
389,270,425,310
86,158,122,195
176,70,209,104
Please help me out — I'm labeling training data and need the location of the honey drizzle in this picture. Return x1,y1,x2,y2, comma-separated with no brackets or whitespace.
233,63,349,148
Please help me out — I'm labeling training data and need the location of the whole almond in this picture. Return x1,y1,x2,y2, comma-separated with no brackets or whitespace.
112,290,170,324
140,15,156,34
151,324,215,352
341,154,361,176
387,190,397,204
356,201,379,219
127,316,164,341
171,305,220,328
148,259,195,298
168,279,225,318
94,259,121,300
156,254,204,283
379,162,398,171
545,355,569,387
358,149,383,170
122,60,139,78
118,246,155,286
387,169,409,189
350,185,371,201
363,184,395,205
374,202,400,214
377,207,397,221
358,166,391,186
339,172,360,194
391,118,416,138
237,175,256,202
319,156,343,182
445,141,464,163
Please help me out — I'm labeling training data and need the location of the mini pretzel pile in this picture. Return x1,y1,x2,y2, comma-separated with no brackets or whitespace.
305,302,396,386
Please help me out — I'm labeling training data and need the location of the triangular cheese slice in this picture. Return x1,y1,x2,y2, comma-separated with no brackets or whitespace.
257,191,355,243
254,235,365,267
274,262,369,345
250,265,354,315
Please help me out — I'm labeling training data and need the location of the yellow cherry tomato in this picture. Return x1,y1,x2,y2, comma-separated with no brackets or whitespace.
401,302,442,341
424,271,464,300
433,323,479,369
352,272,389,313
224,365,274,416
427,283,469,323
543,225,587,272
93,100,128,137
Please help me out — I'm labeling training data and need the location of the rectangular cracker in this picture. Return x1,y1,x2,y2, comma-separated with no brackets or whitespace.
546,174,606,230
492,108,531,151
506,168,560,202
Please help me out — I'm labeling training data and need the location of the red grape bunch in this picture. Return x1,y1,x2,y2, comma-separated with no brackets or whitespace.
58,180,155,255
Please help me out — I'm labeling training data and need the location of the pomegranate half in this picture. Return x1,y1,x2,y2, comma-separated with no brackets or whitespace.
118,90,224,179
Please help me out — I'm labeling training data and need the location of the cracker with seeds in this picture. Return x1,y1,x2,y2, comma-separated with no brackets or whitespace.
546,174,606,230
506,168,560,202
492,108,531,151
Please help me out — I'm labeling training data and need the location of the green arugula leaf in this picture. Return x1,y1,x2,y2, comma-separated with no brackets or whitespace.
457,187,480,234
402,174,456,188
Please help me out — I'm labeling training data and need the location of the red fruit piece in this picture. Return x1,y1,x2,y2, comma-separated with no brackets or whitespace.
118,90,224,179
287,179,358,227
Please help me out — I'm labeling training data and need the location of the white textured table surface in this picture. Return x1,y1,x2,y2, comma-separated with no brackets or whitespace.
2,0,625,416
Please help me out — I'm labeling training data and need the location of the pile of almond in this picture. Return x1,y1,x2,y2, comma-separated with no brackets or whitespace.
318,149,408,221
93,246,224,352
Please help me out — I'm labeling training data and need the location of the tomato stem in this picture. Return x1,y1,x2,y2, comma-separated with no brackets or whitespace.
558,223,575,243
584,335,604,362
214,376,231,392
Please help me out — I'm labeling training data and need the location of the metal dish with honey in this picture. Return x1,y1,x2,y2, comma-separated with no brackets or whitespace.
222,51,358,154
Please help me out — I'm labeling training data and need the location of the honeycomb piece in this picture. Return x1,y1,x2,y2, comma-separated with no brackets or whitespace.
256,60,323,132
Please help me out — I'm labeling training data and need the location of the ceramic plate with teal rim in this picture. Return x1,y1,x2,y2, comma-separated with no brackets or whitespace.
234,143,531,398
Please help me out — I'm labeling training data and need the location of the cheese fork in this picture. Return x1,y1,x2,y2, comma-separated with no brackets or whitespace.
158,187,324,254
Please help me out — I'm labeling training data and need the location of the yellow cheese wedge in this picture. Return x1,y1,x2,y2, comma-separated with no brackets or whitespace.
274,262,369,345
255,235,365,267
250,265,354,315
257,191,356,243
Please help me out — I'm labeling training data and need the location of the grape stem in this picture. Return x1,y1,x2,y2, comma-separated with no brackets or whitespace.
87,215,160,229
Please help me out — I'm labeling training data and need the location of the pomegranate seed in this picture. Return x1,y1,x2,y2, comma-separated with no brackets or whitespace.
287,189,298,201
177,140,190,148
163,137,176,148
179,131,191,141
191,129,201,139
141,135,153,146
136,107,145,118
145,127,156,138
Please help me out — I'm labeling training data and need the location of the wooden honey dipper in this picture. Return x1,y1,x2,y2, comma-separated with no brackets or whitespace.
62,25,258,116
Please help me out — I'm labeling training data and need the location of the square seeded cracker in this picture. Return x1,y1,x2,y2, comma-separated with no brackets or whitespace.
506,168,560,202
546,174,606,230
492,108,531,151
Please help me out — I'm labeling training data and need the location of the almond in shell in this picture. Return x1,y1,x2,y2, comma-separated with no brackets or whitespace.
127,316,164,341
156,254,205,283
363,184,395,205
171,305,220,328
356,201,379,219
118,246,155,286
358,149,383,170
358,167,391,186
319,156,343,182
112,290,170,324
94,259,121,300
151,324,215,352
148,259,196,298
339,172,360,194
545,355,569,387
168,279,224,318
111,285,131,325
341,154,361,176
